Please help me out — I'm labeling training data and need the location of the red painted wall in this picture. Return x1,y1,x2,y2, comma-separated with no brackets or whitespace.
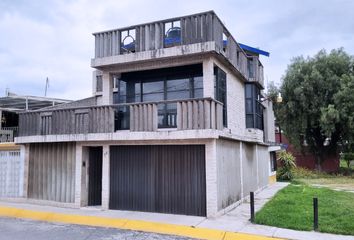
275,132,339,172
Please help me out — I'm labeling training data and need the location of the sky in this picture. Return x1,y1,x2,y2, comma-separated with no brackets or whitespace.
0,0,353,100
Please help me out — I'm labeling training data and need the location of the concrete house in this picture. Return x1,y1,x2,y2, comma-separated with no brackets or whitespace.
15,11,279,217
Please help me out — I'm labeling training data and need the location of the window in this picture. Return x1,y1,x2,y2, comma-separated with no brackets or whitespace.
164,20,181,48
214,66,227,127
222,32,228,52
121,29,136,54
96,75,103,92
245,83,264,130
247,58,255,78
270,151,277,172
113,64,203,130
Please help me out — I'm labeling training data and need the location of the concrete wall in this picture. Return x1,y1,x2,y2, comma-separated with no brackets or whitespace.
28,142,76,203
216,139,241,211
263,100,276,143
257,145,270,188
241,142,258,195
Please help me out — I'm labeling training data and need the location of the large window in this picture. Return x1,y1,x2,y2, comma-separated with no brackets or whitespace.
245,83,264,130
113,64,203,130
214,66,227,127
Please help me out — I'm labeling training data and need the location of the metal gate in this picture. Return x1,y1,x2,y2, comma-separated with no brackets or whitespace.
0,150,23,197
88,147,102,206
109,145,206,216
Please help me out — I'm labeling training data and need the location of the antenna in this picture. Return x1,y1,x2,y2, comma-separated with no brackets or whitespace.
5,88,9,96
44,77,49,97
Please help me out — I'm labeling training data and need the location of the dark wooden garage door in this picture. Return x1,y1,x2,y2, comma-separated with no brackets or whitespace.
109,145,206,216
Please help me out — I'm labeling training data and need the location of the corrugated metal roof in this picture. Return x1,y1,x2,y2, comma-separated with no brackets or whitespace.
239,43,270,57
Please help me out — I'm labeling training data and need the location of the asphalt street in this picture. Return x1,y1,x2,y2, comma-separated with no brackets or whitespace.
0,217,196,240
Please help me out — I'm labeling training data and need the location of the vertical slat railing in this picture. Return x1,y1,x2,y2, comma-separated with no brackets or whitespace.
177,99,223,130
129,103,157,131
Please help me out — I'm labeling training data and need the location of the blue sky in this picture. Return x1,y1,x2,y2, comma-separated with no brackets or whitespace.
1,0,353,100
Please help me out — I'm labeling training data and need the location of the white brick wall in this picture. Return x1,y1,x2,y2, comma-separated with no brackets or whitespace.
101,145,110,210
211,57,246,136
205,139,218,217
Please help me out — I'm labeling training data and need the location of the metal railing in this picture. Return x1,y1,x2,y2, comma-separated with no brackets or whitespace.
0,127,18,142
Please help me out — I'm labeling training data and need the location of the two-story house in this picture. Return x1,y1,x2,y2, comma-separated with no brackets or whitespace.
15,11,279,217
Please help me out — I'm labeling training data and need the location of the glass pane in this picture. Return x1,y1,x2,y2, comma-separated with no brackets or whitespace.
119,80,127,95
143,81,164,94
115,106,130,130
194,76,203,89
113,92,119,104
245,84,253,98
167,90,190,100
143,93,164,102
246,114,254,128
166,103,177,111
167,78,189,91
194,88,203,98
246,99,253,114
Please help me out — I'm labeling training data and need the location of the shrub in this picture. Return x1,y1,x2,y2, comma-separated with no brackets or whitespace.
277,151,296,181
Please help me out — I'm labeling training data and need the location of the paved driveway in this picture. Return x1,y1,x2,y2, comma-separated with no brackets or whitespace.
0,217,195,240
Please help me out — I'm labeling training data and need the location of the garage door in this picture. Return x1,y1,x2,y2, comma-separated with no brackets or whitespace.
110,145,206,216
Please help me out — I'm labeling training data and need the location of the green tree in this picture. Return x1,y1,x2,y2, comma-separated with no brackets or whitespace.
278,48,354,170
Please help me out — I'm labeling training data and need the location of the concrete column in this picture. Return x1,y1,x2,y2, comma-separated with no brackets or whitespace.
205,139,218,217
21,144,30,198
101,144,110,210
101,72,113,105
239,142,244,199
256,144,259,188
203,57,215,98
74,143,83,208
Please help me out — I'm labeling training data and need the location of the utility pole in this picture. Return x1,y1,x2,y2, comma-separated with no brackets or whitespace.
45,77,49,97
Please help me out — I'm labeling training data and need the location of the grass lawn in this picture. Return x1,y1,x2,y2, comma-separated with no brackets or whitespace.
292,166,354,191
255,184,354,235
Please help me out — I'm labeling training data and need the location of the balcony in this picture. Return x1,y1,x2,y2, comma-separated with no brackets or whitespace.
0,127,18,143
91,11,264,87
18,98,223,137
247,56,264,87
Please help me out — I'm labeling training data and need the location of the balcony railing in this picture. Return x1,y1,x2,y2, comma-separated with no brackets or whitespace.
0,127,18,143
247,56,264,87
92,11,263,85
18,98,223,137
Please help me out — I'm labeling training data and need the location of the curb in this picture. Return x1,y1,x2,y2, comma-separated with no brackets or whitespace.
0,205,284,240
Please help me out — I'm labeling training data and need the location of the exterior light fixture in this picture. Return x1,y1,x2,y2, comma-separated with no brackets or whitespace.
323,138,331,146
260,92,283,103
276,93,283,103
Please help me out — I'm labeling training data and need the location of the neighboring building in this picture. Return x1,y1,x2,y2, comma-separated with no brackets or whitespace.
275,130,339,172
15,11,279,217
0,92,70,198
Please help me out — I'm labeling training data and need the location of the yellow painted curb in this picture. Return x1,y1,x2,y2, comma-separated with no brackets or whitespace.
0,206,284,240
0,143,20,151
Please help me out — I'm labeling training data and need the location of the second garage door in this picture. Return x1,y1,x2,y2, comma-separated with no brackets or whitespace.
109,145,206,216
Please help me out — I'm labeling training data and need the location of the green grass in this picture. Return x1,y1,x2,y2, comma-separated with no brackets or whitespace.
292,167,354,191
255,184,354,235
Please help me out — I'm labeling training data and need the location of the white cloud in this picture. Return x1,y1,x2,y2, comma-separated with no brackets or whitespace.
0,0,353,99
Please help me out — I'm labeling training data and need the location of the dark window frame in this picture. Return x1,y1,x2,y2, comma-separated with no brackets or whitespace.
214,66,227,127
96,75,103,92
245,83,264,130
113,65,203,130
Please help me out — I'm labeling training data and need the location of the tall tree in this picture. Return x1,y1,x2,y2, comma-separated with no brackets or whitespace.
278,48,354,170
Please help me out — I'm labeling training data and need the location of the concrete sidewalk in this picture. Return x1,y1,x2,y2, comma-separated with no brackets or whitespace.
1,182,353,240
